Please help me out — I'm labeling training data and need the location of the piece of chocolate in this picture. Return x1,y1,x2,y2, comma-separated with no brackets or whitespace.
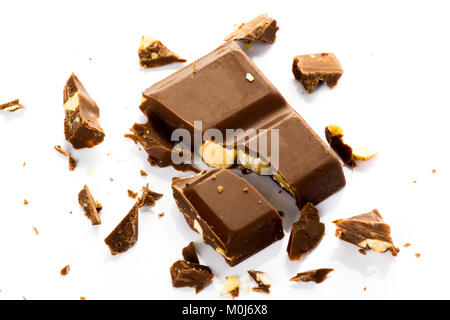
170,260,213,293
63,73,105,149
140,169,148,176
172,169,284,266
0,99,25,112
104,202,139,255
138,36,186,68
78,185,101,225
139,183,163,207
224,14,279,44
325,125,355,167
128,189,138,199
333,209,398,256
182,242,199,264
60,265,70,276
292,53,343,93
248,270,270,294
290,268,334,284
54,145,77,171
220,276,240,299
140,41,345,207
131,119,200,173
287,203,324,261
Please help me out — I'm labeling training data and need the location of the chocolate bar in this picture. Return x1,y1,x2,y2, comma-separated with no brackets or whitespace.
333,209,398,256
287,203,324,261
63,74,105,149
224,14,279,44
139,41,345,207
292,53,343,93
138,36,186,68
172,169,284,266
170,260,213,293
290,268,334,284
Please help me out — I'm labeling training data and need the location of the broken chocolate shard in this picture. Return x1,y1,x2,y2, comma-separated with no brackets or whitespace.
293,53,343,93
325,125,356,167
140,169,148,176
333,209,398,256
138,36,186,68
172,169,284,266
131,119,200,173
60,265,70,276
104,202,139,255
0,99,25,112
54,145,78,171
224,14,279,44
128,189,138,199
248,270,271,294
287,202,324,261
63,73,105,149
182,242,199,264
78,185,101,225
170,260,214,293
290,268,334,284
138,183,163,207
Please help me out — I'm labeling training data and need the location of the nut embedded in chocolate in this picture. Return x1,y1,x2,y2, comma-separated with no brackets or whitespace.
220,276,240,299
333,209,398,256
170,260,214,294
104,202,139,255
290,268,334,284
0,99,25,112
248,270,271,294
293,53,343,93
287,203,324,261
63,73,105,149
224,14,279,44
78,185,101,225
138,36,186,68
182,242,199,264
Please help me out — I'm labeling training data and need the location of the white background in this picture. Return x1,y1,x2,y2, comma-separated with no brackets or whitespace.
0,0,449,300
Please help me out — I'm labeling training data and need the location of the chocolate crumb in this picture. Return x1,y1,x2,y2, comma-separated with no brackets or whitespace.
138,183,163,207
158,212,165,218
363,287,367,291
128,189,138,199
80,297,86,300
78,185,101,225
290,268,333,284
140,169,148,176
54,145,78,170
432,169,437,173
0,99,25,112
413,180,417,183
60,265,70,276
23,162,26,167
359,249,367,255
217,185,224,193
32,227,39,235
24,199,29,205
403,243,411,247
415,253,421,258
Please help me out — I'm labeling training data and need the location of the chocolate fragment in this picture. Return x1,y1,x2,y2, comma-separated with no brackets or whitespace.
63,73,105,149
138,36,186,68
54,145,77,171
104,201,139,255
170,260,213,293
220,276,240,299
60,265,70,276
131,119,200,173
293,53,343,93
287,203,324,261
140,169,148,176
290,268,334,284
139,183,163,207
158,212,165,218
141,41,345,207
248,270,270,294
325,125,355,167
0,99,25,112
333,209,398,256
172,169,283,266
124,133,139,144
78,185,101,225
24,199,29,205
182,242,200,264
32,227,39,235
224,14,279,44
128,189,138,199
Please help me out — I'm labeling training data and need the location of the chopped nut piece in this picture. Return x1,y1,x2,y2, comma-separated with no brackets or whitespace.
333,209,398,256
0,99,25,112
128,189,138,199
60,265,70,276
220,276,240,299
78,185,101,225
290,268,334,284
217,185,224,193
201,140,236,168
170,260,214,293
353,147,378,161
138,36,186,68
80,297,86,300
248,270,270,294
246,73,255,82
182,242,199,264
224,14,279,44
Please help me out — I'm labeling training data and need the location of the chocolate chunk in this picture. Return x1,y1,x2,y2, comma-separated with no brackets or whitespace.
248,270,271,294
63,73,105,149
60,265,70,276
139,183,163,207
131,119,200,173
325,125,355,167
54,145,78,171
78,185,101,225
292,53,343,93
333,209,398,256
0,99,25,112
182,242,199,264
104,202,139,255
287,203,324,261
170,260,213,293
224,14,279,44
172,169,284,266
140,41,345,207
138,36,186,68
290,268,334,284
